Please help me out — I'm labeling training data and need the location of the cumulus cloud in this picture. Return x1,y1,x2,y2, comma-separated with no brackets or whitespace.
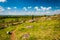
28,6,32,9
40,6,52,11
34,6,38,9
0,0,6,2
34,10,60,15
22,6,52,13
52,9,60,14
14,7,17,9
40,6,47,11
7,7,11,10
1,9,60,15
23,7,27,11
0,6,5,15
34,6,40,11
34,6,52,12
7,6,59,15
41,9,60,15
0,6,60,15
46,7,52,10
0,6,5,12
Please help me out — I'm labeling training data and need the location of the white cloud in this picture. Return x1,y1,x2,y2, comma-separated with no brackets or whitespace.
34,6,40,11
40,6,46,11
46,7,52,10
34,6,52,12
40,6,52,11
52,9,60,14
28,6,32,9
34,6,38,9
23,7,27,11
0,0,6,2
1,9,60,15
42,9,60,15
0,6,60,15
40,6,52,14
14,7,17,9
7,7,11,10
0,6,5,12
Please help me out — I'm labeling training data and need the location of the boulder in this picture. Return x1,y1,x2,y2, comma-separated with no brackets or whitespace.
28,20,34,23
22,33,30,39
26,26,33,28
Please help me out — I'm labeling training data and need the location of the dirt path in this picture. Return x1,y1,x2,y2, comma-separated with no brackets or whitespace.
10,30,16,40
10,26,19,40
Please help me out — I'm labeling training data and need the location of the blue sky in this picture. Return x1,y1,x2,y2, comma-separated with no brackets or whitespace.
0,0,60,15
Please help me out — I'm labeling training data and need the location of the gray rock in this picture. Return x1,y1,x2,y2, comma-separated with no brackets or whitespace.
26,26,33,28
28,20,34,23
22,34,30,39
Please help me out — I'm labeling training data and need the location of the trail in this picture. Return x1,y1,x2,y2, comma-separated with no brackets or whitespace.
10,30,16,40
10,26,19,40
10,22,24,40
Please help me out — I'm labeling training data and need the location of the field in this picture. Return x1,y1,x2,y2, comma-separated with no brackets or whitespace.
0,14,60,40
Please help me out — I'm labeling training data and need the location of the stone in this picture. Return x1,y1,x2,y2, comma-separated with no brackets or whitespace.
47,18,51,20
28,20,34,23
26,26,33,28
22,34,30,39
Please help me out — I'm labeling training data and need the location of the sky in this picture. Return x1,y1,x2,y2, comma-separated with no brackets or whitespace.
0,0,60,15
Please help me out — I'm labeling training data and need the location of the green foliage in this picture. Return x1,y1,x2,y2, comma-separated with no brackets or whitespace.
29,36,37,40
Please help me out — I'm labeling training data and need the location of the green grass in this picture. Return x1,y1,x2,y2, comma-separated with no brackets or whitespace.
0,15,60,40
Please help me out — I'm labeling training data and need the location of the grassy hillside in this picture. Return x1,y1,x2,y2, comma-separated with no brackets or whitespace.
0,14,60,40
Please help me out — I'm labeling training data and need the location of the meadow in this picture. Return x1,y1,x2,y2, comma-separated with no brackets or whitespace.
0,14,60,40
